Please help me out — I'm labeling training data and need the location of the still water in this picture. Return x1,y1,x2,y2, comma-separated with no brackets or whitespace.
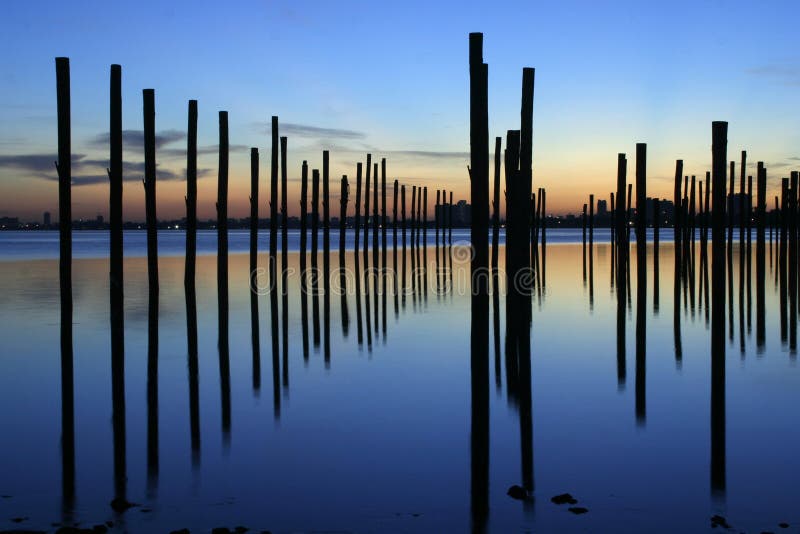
0,230,797,533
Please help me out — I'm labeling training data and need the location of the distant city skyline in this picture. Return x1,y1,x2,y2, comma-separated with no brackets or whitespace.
1,0,798,221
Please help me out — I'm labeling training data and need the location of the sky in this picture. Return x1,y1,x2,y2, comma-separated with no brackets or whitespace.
0,0,798,222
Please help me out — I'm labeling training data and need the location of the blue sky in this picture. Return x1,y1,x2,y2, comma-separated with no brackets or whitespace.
0,0,798,220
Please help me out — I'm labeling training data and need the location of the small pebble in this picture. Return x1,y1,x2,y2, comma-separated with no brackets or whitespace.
551,493,578,505
568,506,588,514
507,485,528,500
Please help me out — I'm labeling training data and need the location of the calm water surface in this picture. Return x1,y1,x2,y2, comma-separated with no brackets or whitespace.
0,230,797,533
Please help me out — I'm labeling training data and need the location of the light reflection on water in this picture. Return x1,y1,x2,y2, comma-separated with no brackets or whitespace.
0,233,797,533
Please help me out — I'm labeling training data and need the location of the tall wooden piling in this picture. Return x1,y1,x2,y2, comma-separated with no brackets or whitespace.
364,155,371,269
339,175,349,273
300,161,309,292
280,137,289,378
281,137,288,298
373,161,379,273
249,147,260,387
756,162,766,349
354,163,362,262
185,99,198,354
109,63,124,374
55,56,75,505
635,143,647,424
469,32,490,529
217,111,229,350
711,121,728,495
589,193,595,244
184,98,200,459
269,117,279,349
108,64,126,499
382,159,387,273
492,137,501,272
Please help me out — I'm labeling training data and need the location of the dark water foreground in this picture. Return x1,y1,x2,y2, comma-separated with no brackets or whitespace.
0,236,798,533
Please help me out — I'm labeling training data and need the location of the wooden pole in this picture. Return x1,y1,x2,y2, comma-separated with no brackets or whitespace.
756,162,766,349
492,137,501,272
109,63,124,372
143,88,158,347
270,118,280,381
217,111,229,349
107,64,126,500
635,143,647,424
711,121,728,495
364,155,371,269
55,56,75,507
185,101,201,457
354,163,362,263
249,147,260,389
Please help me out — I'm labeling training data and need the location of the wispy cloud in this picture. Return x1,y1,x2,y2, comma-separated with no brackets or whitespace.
87,129,186,150
745,64,800,86
0,152,206,186
253,121,366,140
383,149,469,160
0,153,86,172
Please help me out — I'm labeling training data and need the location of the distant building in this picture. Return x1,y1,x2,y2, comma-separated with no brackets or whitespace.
597,199,608,215
43,211,51,227
96,214,104,224
453,200,471,226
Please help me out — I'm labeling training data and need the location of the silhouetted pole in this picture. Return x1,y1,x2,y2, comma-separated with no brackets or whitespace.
756,162,766,350
340,174,350,335
107,64,126,502
373,161,379,274
300,161,309,360
739,152,747,257
411,185,417,253
143,88,159,346
519,67,534,270
610,192,616,245
281,136,289,300
626,183,633,243
582,203,587,246
589,193,595,245
55,56,75,509
654,197,660,312
108,62,124,379
300,161,309,294
323,152,331,365
382,158,388,274
185,100,198,356
309,166,320,348
635,143,647,425
280,137,289,382
423,186,428,249
401,184,407,305
469,32,490,532
416,181,422,250
364,155,371,271
393,179,399,285
339,175,349,273
354,163,362,263
616,153,627,386
449,191,454,244
711,121,728,496
674,160,683,259
217,111,229,351
142,87,160,487
727,160,735,263
249,148,260,389
185,101,200,460
270,117,279,362
492,137,501,273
